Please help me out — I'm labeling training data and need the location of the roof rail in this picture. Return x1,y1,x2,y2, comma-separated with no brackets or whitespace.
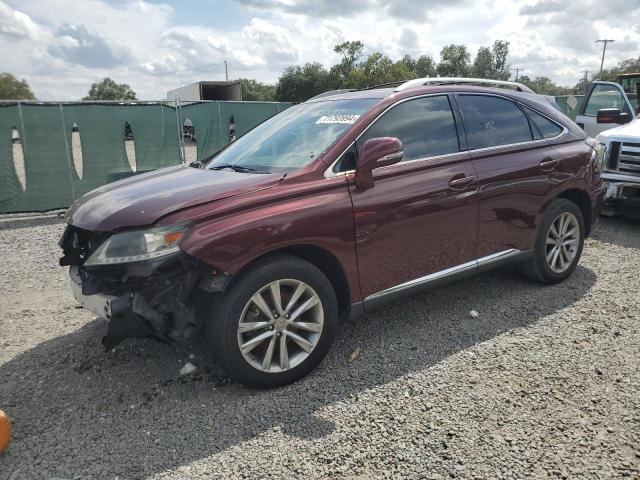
395,77,535,94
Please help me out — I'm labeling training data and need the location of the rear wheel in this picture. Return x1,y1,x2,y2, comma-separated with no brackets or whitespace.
203,255,338,388
521,198,585,284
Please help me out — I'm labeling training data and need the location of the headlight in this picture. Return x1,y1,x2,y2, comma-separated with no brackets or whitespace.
594,143,607,172
84,224,189,266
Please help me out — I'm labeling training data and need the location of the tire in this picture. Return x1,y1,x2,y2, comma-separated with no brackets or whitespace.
203,255,339,388
520,198,585,284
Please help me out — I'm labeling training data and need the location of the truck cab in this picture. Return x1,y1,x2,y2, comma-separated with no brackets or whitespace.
576,74,640,214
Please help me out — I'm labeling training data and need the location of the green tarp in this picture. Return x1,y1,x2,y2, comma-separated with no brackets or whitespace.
0,101,291,213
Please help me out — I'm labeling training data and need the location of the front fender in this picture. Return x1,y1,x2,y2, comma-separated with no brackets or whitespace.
165,177,362,303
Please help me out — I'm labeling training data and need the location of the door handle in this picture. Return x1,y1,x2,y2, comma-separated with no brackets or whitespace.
448,175,476,190
540,158,559,172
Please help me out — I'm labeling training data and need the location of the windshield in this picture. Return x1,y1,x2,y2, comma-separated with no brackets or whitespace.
206,98,378,173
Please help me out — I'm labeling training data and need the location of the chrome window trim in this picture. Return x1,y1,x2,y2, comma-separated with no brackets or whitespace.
364,249,522,303
324,92,569,178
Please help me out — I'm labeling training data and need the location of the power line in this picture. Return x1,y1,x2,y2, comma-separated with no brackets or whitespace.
596,39,615,74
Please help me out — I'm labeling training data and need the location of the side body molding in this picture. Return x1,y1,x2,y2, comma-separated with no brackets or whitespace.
359,249,531,312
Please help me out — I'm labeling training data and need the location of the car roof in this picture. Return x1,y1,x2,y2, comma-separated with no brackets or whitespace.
307,84,551,107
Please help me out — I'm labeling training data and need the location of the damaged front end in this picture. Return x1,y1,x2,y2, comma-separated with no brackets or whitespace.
59,224,227,350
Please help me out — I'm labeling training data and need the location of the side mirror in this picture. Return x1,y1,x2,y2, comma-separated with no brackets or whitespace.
597,108,630,125
354,137,403,190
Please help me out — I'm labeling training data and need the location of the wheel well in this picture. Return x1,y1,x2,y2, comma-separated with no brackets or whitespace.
558,189,592,235
234,245,352,319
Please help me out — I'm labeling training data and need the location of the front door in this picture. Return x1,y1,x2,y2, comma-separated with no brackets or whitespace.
576,82,634,137
345,95,478,303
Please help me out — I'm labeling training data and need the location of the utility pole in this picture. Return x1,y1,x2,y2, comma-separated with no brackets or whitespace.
596,39,615,74
580,70,591,94
511,67,524,81
224,60,228,82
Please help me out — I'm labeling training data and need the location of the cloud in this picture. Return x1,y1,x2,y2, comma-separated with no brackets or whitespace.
399,28,419,53
237,0,374,18
519,0,564,16
47,23,130,69
236,0,465,21
1,0,639,100
0,1,39,39
241,18,298,66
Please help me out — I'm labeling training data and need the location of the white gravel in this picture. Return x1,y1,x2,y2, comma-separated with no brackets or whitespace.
0,216,639,479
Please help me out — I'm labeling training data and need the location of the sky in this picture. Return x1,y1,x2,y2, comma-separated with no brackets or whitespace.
1,0,639,100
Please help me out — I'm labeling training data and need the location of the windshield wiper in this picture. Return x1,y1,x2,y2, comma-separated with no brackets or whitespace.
210,164,257,173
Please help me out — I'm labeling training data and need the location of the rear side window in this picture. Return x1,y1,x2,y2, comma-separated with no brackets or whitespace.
357,95,459,162
523,106,564,139
457,95,533,149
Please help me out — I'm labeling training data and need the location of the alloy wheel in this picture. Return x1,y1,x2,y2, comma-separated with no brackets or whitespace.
237,279,324,373
545,212,580,273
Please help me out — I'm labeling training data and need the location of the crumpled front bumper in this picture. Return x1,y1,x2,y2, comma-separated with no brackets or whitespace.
69,266,131,319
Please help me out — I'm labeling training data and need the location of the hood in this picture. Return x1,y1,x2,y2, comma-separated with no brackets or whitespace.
596,117,640,143
66,165,283,231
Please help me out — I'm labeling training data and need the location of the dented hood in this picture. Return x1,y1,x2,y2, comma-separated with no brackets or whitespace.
66,165,283,231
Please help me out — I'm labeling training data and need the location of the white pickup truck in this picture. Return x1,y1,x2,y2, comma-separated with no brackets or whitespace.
575,74,640,214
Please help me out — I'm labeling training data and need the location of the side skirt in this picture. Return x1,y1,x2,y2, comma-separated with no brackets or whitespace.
356,249,532,314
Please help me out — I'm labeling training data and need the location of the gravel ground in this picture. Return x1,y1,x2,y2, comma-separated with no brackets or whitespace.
0,216,639,479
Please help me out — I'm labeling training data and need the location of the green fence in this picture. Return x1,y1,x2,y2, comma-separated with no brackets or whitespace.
0,100,291,214
554,95,584,120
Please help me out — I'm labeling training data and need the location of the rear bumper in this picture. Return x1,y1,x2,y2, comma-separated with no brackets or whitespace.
69,266,130,319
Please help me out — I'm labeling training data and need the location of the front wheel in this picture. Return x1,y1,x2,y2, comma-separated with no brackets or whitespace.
520,198,585,284
203,255,339,388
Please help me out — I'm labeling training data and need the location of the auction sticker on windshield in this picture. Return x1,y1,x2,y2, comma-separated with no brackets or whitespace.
316,114,360,124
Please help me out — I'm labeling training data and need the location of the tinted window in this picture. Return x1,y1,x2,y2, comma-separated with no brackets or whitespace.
458,95,533,149
523,107,563,139
357,95,459,162
584,84,627,116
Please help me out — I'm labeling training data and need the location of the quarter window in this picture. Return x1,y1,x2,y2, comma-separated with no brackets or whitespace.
523,106,564,139
458,95,533,149
356,95,460,162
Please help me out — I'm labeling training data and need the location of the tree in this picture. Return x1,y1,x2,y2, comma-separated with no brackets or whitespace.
470,40,510,80
83,77,137,101
415,55,436,77
436,45,470,77
345,52,416,89
275,62,334,102
593,56,640,82
0,73,35,100
517,75,570,96
471,47,494,78
332,41,365,82
239,78,276,101
491,40,510,80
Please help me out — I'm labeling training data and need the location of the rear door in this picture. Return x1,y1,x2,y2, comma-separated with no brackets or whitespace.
455,93,565,261
576,82,634,137
345,95,478,303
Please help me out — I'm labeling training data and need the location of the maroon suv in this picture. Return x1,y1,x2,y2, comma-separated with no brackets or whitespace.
60,79,604,388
